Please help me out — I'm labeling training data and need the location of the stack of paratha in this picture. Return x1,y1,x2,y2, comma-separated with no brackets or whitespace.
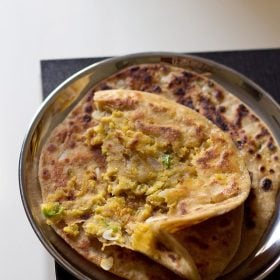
39,63,280,279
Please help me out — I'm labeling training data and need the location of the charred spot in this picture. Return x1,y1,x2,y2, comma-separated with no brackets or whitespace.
84,105,93,114
143,75,152,83
235,104,249,127
129,66,140,72
182,71,194,79
178,95,194,109
244,189,256,229
99,83,112,90
214,89,224,101
174,87,185,95
255,127,269,140
83,114,91,123
261,178,272,191
269,169,275,174
86,92,94,102
168,74,192,92
259,166,266,173
47,144,57,153
42,169,51,180
215,114,229,131
256,154,262,160
198,95,229,131
218,106,226,113
248,148,254,154
235,140,244,149
150,85,162,93
267,140,276,152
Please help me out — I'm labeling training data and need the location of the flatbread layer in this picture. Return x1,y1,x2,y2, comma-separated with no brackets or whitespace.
39,88,250,279
91,63,280,271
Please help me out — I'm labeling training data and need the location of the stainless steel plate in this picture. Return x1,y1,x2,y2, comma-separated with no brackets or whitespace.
19,52,280,280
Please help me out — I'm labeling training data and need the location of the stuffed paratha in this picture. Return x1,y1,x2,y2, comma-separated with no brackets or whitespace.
39,89,250,279
92,63,280,273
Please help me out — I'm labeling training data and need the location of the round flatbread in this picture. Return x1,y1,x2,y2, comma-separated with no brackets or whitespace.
92,63,280,273
39,89,250,279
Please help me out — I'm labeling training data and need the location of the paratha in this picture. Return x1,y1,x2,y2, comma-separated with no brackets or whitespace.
92,63,280,273
39,89,250,279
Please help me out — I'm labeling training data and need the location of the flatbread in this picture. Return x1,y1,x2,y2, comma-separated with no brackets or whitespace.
92,63,280,272
39,89,250,279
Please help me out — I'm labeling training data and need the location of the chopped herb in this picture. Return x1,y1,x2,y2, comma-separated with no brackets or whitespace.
162,154,171,169
112,226,119,233
41,202,63,218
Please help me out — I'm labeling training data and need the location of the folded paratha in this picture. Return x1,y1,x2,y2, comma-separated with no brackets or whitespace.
39,89,250,279
92,63,280,273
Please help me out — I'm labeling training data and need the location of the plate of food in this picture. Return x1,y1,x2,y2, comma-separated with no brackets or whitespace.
19,53,280,280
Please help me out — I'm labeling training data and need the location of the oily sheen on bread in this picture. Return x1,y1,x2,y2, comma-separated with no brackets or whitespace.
39,89,250,279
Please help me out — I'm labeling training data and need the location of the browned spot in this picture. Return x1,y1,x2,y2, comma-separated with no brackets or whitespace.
269,169,275,174
218,106,226,113
135,121,181,142
248,148,254,154
148,103,168,113
91,148,106,169
67,141,76,149
274,155,279,161
259,166,266,173
102,96,138,110
261,178,272,191
42,169,50,180
235,104,249,128
196,149,218,169
256,154,262,160
47,143,57,153
55,130,68,144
